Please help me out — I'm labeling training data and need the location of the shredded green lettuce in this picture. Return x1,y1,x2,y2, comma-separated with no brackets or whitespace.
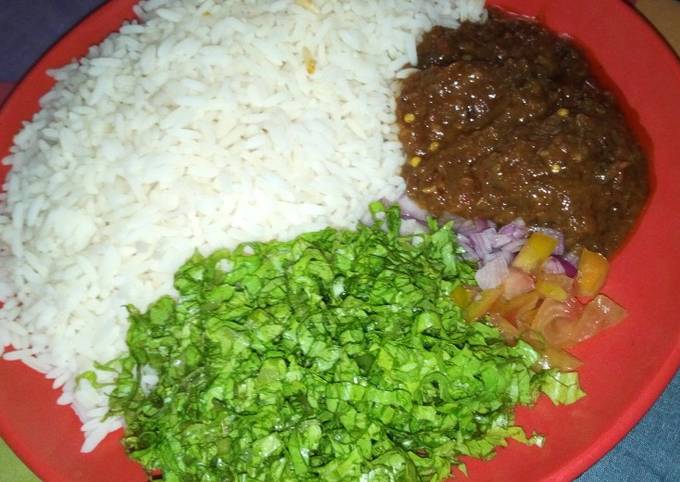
99,204,582,481
541,371,586,405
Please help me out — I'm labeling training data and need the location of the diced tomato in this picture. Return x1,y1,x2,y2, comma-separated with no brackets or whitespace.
531,298,585,348
487,313,520,343
501,267,535,299
470,239,623,363
575,248,609,298
516,307,539,331
520,329,547,352
571,294,627,344
541,314,583,348
531,297,582,333
540,346,583,371
512,232,558,273
492,290,541,323
521,329,582,370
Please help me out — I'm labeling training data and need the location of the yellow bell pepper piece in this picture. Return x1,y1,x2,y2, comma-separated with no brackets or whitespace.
575,248,609,297
536,280,569,301
450,285,473,308
511,232,558,273
465,287,502,322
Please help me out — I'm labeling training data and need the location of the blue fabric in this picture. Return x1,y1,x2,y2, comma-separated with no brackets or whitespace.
577,370,680,482
0,1,679,480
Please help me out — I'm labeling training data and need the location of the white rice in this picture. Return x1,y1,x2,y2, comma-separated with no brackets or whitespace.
0,0,484,453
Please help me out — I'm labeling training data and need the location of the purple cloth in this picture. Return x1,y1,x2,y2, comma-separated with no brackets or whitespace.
0,0,106,82
0,1,678,481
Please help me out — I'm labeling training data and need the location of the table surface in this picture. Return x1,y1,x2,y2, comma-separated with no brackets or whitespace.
1,1,679,481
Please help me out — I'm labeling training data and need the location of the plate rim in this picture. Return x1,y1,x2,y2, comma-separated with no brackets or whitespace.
1,0,679,481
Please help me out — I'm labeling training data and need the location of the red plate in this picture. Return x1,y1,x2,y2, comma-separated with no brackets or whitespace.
1,1,679,481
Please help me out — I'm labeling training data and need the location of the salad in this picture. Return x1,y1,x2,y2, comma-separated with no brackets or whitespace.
84,203,607,481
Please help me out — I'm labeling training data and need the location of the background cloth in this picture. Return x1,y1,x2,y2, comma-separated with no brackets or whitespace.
0,1,678,481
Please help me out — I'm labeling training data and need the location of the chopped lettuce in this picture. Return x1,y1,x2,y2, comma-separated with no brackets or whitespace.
542,371,587,405
102,204,582,481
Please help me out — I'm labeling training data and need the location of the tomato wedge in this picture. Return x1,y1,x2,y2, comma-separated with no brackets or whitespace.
460,237,624,366
492,290,542,323
540,345,583,371
572,294,627,344
488,313,520,343
532,298,582,333
501,267,535,299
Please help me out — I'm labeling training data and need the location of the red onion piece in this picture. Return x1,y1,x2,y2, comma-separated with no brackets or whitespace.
475,256,510,289
542,256,567,275
391,198,576,284
396,194,429,222
498,218,527,239
554,255,578,278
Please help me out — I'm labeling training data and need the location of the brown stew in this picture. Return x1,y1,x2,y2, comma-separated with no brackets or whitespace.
397,9,649,255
